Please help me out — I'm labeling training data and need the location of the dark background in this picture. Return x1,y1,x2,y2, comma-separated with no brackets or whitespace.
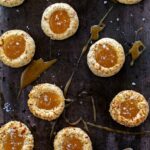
0,0,150,149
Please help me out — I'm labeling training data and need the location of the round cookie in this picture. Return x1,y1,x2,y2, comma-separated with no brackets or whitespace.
109,90,149,127
41,3,79,40
0,121,34,150
28,83,65,121
116,0,142,4
0,29,35,68
0,0,25,7
87,38,125,77
54,127,93,150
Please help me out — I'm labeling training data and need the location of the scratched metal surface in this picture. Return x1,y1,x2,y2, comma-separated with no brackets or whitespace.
0,0,150,149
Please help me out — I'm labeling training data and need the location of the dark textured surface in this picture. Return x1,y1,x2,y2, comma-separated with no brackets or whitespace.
0,0,150,149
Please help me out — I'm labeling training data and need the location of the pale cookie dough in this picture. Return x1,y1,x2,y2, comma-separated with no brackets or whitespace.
87,38,125,77
0,121,34,150
41,3,79,40
28,83,65,121
0,0,25,7
116,0,142,4
54,127,93,150
109,90,149,127
0,29,35,68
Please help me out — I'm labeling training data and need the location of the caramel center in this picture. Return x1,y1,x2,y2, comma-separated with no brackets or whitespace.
3,35,26,59
49,10,70,34
37,92,61,110
95,44,117,68
4,128,25,150
63,136,83,150
120,100,139,119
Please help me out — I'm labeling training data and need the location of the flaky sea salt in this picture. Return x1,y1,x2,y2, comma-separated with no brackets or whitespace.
16,9,20,13
104,1,108,4
3,103,14,112
132,82,136,86
116,18,120,22
142,18,146,22
26,26,30,30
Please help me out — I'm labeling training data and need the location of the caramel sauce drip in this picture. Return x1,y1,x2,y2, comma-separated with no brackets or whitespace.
120,100,139,119
90,24,105,40
37,92,61,110
3,35,25,59
63,136,83,150
49,10,70,34
4,128,25,150
129,41,145,66
20,59,57,90
95,44,117,68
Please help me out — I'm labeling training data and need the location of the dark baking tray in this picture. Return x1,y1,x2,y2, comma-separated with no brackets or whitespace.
0,0,150,149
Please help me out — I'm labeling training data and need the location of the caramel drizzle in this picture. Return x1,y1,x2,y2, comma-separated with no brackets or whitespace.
87,122,150,135
91,96,97,122
64,6,113,97
18,58,57,97
63,109,82,126
126,27,146,66
128,41,145,66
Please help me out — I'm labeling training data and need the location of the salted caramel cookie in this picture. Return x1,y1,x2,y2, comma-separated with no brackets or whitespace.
87,38,125,77
28,83,65,121
116,0,142,4
109,90,149,127
54,127,93,150
41,3,79,40
0,121,34,150
0,0,25,7
0,30,35,68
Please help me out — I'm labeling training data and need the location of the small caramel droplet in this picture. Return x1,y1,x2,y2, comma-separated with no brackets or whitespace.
91,24,105,40
95,44,117,68
37,92,61,110
63,136,83,150
129,41,145,66
3,35,25,59
120,100,139,119
4,128,25,150
49,10,70,34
